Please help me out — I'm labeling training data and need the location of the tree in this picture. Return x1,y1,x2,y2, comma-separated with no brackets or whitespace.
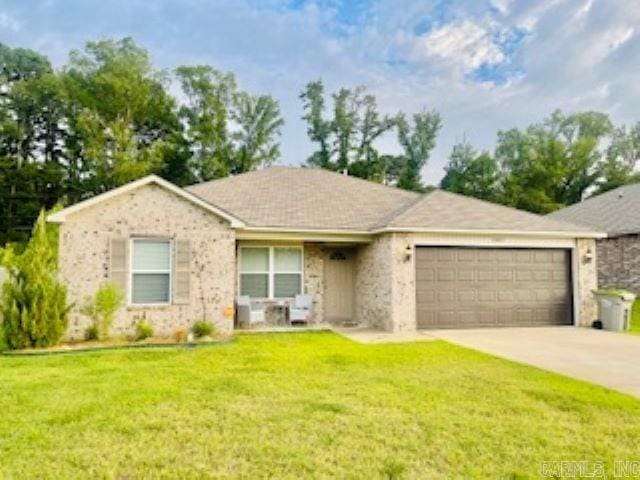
63,38,181,198
396,110,442,191
1,211,70,349
440,141,498,200
300,79,437,189
496,110,613,213
177,65,283,180
597,123,640,193
0,44,64,244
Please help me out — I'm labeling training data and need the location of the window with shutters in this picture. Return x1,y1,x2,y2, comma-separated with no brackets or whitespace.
130,238,172,305
239,246,303,299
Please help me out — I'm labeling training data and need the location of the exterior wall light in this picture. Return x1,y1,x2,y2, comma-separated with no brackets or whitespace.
583,248,594,263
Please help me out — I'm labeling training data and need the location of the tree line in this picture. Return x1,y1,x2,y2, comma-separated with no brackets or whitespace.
1,37,639,245
440,111,640,213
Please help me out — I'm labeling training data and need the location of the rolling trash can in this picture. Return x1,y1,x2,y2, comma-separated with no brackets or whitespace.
594,289,636,331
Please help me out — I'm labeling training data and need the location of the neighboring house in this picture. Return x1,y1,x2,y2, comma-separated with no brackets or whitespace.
549,183,640,293
48,167,603,339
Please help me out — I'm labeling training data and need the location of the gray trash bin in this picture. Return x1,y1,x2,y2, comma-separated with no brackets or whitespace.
594,290,636,331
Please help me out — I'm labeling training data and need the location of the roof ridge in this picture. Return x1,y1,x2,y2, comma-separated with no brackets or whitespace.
373,189,438,229
187,165,420,199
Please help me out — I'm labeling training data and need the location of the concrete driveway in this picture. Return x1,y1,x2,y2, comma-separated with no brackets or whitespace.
429,327,640,398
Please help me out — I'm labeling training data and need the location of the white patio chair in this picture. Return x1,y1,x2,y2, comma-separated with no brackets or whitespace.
236,296,265,328
289,294,313,325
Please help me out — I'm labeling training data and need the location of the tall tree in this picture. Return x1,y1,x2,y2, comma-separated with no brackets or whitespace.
440,141,498,200
597,123,640,193
300,79,437,189
63,38,181,198
177,65,283,180
396,110,442,191
0,43,63,244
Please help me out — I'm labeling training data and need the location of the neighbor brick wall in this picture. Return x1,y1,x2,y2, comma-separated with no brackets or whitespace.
596,235,640,293
58,184,236,340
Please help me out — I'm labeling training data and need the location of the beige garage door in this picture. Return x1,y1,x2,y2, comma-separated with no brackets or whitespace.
416,247,572,329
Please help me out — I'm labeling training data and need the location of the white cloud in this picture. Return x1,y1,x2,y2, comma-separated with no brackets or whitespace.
408,20,505,72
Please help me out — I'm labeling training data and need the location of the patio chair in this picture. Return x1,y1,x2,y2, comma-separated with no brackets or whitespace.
236,296,265,328
289,294,313,325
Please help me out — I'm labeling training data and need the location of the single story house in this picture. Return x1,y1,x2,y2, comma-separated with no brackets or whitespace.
549,183,640,292
48,167,603,339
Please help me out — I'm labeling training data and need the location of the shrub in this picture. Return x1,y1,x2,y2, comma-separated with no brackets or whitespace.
1,211,71,350
191,320,214,338
135,320,154,341
81,282,124,340
171,327,187,343
85,324,99,341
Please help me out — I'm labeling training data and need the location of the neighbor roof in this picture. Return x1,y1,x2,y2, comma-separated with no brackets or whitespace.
548,183,640,236
188,167,600,237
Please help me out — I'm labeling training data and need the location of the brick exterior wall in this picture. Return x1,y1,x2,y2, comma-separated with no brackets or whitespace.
58,184,236,340
352,234,599,331
576,238,598,326
596,235,640,293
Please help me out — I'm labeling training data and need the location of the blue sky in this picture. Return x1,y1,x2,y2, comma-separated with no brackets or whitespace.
1,0,639,183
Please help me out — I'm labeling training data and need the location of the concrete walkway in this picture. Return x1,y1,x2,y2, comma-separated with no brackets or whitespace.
429,327,640,398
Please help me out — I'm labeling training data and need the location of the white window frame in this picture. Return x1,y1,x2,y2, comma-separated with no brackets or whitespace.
129,237,173,306
238,245,304,299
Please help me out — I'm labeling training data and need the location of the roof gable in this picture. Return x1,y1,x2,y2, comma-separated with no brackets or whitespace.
47,175,245,227
548,183,640,236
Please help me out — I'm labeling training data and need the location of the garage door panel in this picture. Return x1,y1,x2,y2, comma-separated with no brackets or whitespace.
416,247,572,329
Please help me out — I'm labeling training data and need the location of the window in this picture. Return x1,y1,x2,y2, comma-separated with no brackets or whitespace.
131,239,171,304
239,246,302,298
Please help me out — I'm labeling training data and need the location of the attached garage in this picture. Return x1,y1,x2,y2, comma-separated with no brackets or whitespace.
415,247,573,329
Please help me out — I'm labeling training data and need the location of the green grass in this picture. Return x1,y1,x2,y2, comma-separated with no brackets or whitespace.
1,332,639,478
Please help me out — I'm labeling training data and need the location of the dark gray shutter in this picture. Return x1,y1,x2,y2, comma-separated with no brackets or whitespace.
173,239,191,304
109,238,128,293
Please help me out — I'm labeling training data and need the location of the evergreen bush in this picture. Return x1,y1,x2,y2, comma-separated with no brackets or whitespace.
1,211,71,349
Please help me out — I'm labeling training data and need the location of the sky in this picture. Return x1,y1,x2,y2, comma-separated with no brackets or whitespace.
1,0,639,184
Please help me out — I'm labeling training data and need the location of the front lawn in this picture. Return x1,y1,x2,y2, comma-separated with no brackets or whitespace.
1,332,639,478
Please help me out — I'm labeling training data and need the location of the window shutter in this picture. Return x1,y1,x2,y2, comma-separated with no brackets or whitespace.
109,238,128,293
173,239,191,304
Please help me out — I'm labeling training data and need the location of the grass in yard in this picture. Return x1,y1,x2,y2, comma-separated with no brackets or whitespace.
1,331,639,478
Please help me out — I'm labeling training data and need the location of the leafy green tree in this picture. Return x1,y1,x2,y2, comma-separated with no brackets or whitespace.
396,110,442,191
177,65,283,180
440,141,498,200
300,79,437,190
1,211,70,349
63,38,180,198
597,123,640,193
496,110,613,213
0,44,64,244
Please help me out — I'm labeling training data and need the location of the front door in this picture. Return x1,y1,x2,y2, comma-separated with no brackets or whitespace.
324,249,355,324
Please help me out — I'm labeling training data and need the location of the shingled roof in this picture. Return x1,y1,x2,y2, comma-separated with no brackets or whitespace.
548,183,640,236
188,167,598,236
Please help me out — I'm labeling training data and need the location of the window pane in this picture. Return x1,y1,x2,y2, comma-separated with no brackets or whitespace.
240,273,268,298
132,273,170,303
133,240,170,270
274,248,301,272
274,273,301,298
240,248,269,272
